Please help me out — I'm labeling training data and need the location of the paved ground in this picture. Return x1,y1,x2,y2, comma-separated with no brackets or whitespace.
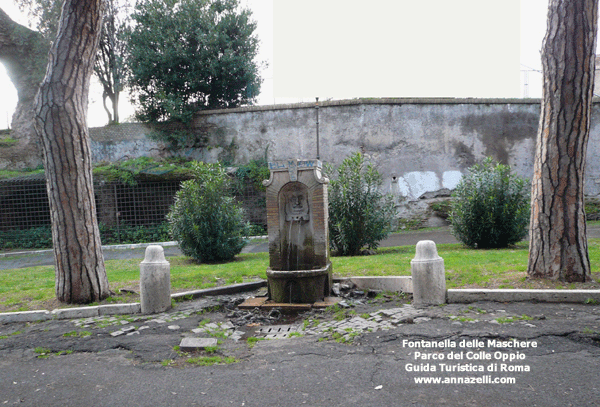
1,290,600,407
0,245,184,270
2,227,600,406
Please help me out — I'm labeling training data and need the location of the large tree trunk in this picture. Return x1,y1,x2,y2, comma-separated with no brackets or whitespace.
113,91,120,123
34,0,109,303
0,8,49,169
527,0,598,282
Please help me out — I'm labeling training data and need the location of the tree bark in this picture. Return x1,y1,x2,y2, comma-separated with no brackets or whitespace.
94,0,124,124
0,8,49,169
102,90,113,123
34,0,109,303
527,0,598,282
113,90,120,124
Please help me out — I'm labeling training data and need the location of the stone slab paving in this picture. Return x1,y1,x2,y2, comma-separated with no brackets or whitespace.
243,304,432,342
68,298,224,338
179,337,218,352
61,296,431,345
51,293,569,350
64,299,479,345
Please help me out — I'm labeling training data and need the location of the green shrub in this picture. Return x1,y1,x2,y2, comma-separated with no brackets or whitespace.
429,200,452,219
0,223,172,249
99,222,171,245
93,156,195,185
247,223,267,236
232,158,270,194
327,152,396,256
585,198,600,220
450,158,530,249
167,161,249,262
0,227,53,249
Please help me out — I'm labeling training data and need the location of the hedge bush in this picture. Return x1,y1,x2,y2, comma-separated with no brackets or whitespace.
167,161,249,262
0,223,172,250
0,227,53,249
98,222,171,245
450,158,530,249
328,152,396,256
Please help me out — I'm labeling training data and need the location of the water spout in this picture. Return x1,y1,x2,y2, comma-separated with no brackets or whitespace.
296,220,301,270
265,159,331,304
286,219,294,270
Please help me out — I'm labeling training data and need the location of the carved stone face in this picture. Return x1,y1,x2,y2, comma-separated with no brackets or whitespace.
285,190,309,221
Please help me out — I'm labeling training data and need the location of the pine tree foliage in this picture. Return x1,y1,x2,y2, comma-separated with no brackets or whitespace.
125,0,262,123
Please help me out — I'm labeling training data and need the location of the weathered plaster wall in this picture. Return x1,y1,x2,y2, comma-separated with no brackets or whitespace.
190,99,544,200
87,98,600,203
89,123,167,163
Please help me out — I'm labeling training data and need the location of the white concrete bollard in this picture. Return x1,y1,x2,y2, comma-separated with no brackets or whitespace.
140,245,171,314
411,240,446,307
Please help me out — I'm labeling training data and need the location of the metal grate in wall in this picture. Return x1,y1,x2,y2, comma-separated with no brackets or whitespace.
0,175,267,248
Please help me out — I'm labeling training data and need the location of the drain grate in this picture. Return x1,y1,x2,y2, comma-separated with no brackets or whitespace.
255,324,301,339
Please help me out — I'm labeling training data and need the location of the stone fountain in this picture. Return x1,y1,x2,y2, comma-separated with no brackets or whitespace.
263,159,332,304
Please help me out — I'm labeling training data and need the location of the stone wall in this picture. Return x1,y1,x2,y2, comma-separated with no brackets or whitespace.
190,99,545,198
89,123,166,163
86,98,600,223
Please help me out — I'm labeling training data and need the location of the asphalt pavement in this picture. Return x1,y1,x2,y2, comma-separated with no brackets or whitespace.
1,293,599,407
2,226,600,406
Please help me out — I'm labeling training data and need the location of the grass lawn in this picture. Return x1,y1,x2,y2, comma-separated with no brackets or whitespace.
1,239,600,312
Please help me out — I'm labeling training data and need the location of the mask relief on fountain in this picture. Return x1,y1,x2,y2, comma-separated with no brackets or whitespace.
280,183,312,271
285,189,309,222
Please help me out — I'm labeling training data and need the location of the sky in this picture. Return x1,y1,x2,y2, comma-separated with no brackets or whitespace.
0,0,550,129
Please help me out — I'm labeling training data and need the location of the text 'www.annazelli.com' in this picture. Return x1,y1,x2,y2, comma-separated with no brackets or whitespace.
414,376,516,384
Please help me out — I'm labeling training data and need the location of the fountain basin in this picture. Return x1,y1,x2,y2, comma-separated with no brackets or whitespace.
267,262,332,304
